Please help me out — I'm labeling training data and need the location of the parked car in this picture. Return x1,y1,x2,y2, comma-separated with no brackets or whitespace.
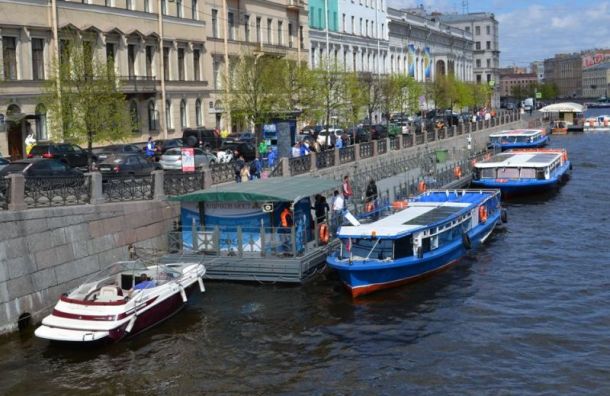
227,132,254,142
368,125,388,140
148,138,185,161
345,127,371,144
182,128,223,151
95,144,144,162
97,154,157,177
159,148,217,170
316,128,344,146
28,143,93,169
218,141,257,162
0,159,84,194
0,157,8,172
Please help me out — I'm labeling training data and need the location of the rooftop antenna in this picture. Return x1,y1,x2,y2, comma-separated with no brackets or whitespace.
462,0,469,14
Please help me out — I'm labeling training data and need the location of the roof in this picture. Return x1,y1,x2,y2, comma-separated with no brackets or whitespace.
489,129,543,137
170,176,340,203
539,102,584,113
475,151,562,168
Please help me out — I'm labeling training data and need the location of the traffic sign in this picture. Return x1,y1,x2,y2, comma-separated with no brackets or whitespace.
535,92,542,99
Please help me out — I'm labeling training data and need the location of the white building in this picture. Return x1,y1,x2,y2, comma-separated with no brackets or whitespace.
387,8,474,83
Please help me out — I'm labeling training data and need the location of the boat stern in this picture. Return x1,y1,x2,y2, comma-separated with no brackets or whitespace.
35,325,110,343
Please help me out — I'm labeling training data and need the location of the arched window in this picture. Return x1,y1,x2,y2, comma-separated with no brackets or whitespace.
35,104,48,141
148,101,157,130
192,0,198,19
195,98,202,126
130,101,139,133
165,99,172,129
180,99,187,128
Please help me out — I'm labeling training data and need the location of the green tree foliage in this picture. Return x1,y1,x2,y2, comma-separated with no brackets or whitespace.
359,72,383,123
309,60,346,142
472,83,492,109
539,83,558,100
43,36,134,157
342,71,366,128
454,79,474,111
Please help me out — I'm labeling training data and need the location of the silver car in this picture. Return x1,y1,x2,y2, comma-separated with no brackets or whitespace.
159,148,216,170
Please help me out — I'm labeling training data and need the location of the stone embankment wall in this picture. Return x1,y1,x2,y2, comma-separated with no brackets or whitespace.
0,201,178,334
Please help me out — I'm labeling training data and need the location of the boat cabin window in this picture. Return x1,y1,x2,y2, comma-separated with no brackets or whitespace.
422,237,431,253
497,167,519,179
394,235,413,259
536,168,546,180
519,168,536,178
481,168,495,179
344,238,393,260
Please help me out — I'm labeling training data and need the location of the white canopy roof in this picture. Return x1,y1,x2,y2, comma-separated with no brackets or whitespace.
539,102,583,113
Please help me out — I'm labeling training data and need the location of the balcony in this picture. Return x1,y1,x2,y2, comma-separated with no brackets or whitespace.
119,76,158,96
287,0,305,11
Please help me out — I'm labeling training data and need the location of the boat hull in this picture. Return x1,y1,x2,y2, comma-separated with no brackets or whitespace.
494,136,549,151
328,212,500,298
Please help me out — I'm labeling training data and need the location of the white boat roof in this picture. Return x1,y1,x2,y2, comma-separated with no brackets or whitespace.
338,201,470,238
539,102,583,113
475,151,562,168
489,129,543,138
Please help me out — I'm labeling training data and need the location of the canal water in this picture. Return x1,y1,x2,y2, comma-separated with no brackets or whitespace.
1,133,610,395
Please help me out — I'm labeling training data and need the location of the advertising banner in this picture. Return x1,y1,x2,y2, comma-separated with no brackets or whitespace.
424,47,431,79
408,44,416,77
181,147,195,172
582,52,610,69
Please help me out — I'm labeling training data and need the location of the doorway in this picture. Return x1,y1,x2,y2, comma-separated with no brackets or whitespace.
6,104,23,160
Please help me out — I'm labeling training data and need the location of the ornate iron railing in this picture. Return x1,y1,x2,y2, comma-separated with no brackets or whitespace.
339,146,355,163
24,175,90,208
269,158,284,177
389,137,399,150
377,139,387,154
438,128,446,140
102,174,153,202
426,130,436,142
164,171,204,196
316,149,335,169
209,162,235,185
402,135,413,148
288,155,311,175
0,177,9,210
416,133,424,145
359,142,373,159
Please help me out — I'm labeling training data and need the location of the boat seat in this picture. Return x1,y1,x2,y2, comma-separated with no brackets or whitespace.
96,286,124,302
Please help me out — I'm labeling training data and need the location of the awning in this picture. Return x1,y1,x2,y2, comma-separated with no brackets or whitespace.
539,102,584,113
170,176,340,203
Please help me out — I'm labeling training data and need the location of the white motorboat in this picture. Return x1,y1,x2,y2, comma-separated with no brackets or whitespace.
35,260,206,343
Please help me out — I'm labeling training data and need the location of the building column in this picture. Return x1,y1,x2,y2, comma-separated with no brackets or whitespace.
117,34,128,78
20,27,32,80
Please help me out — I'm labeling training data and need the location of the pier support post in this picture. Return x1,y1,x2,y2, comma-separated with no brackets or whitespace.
87,172,105,204
202,166,212,189
310,151,317,172
152,170,165,200
281,157,290,177
7,174,26,211
354,143,361,161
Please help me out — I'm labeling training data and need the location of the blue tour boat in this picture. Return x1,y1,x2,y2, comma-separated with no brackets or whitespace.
488,129,549,151
326,190,504,297
471,148,571,197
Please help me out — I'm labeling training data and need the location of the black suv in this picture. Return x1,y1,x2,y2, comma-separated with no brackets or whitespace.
182,128,223,151
28,143,93,169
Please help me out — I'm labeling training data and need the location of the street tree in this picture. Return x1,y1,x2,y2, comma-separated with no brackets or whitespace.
472,83,492,110
379,74,403,131
342,71,366,130
360,72,383,124
43,37,134,162
310,60,346,145
227,52,285,143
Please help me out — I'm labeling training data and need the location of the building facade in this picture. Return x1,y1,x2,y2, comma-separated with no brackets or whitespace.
498,73,537,98
387,8,473,83
308,0,389,73
530,61,544,83
0,0,307,159
582,62,610,99
438,12,500,107
543,53,582,98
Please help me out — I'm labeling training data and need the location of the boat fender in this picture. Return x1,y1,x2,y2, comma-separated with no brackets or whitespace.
318,223,330,244
479,206,488,223
418,180,426,193
198,277,206,293
416,246,423,259
462,233,472,249
125,315,137,333
179,286,188,303
501,209,508,223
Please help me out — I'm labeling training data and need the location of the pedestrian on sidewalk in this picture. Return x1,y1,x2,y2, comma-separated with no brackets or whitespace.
234,155,245,183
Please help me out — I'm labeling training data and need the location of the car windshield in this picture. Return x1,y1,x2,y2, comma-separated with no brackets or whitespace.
1,163,29,173
29,146,49,155
165,148,181,156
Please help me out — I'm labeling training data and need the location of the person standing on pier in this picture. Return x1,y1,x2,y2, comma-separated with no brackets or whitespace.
365,179,378,214
331,190,345,237
342,175,353,204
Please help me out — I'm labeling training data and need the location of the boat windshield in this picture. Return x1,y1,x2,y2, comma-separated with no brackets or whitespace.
340,238,393,260
497,167,520,179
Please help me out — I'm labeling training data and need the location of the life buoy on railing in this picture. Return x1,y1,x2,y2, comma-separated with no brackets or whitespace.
479,205,488,223
454,166,462,179
418,180,427,193
392,201,408,210
318,223,330,244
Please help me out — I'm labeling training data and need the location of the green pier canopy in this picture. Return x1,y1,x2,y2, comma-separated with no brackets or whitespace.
170,176,340,203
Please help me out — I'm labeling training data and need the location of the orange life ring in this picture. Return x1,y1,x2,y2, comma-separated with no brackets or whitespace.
392,201,408,210
319,223,330,244
454,166,462,179
479,205,488,223
418,180,427,193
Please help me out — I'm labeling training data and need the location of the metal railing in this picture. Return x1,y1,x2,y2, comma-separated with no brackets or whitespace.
209,162,235,185
377,139,387,154
390,137,399,150
316,149,335,169
24,175,90,208
289,155,311,175
426,130,436,142
102,174,154,202
164,171,204,196
0,177,9,210
269,158,284,177
339,146,355,163
359,142,373,158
